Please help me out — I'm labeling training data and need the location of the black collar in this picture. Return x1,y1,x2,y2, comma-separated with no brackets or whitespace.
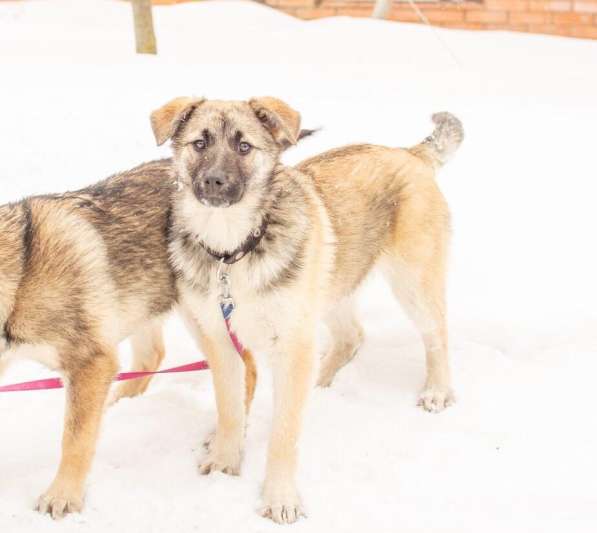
199,217,269,265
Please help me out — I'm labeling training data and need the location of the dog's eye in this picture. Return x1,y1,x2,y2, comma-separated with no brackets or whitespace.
193,139,206,151
239,142,252,155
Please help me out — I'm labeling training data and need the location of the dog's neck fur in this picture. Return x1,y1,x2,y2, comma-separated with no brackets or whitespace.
170,165,313,295
175,191,263,255
173,166,282,255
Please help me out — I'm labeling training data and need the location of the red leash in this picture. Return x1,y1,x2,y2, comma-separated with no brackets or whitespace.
0,360,209,393
1,264,248,395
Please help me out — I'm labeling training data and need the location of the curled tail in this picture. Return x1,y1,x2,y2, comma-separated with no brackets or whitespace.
411,112,464,168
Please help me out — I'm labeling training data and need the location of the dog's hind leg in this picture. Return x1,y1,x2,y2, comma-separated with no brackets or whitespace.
37,344,118,519
0,356,11,380
317,298,364,387
109,319,165,404
0,336,12,377
379,245,454,413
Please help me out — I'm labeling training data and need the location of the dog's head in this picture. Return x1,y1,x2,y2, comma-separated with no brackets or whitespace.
151,97,307,208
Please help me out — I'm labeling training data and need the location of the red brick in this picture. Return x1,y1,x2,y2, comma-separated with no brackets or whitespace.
389,9,425,23
509,11,553,23
275,0,316,7
528,0,573,10
484,0,529,11
332,6,372,17
486,22,531,30
527,23,562,32
569,25,597,37
552,11,592,21
466,10,509,23
441,21,486,30
322,0,373,6
415,2,461,8
149,0,597,40
574,1,597,13
295,7,337,18
417,10,465,23
275,6,298,16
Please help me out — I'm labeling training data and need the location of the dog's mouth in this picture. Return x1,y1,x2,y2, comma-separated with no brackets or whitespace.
197,196,233,208
192,181,244,208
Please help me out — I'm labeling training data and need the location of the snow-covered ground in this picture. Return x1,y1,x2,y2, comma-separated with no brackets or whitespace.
1,1,597,531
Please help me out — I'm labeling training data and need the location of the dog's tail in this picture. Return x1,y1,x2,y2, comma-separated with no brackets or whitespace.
410,112,464,169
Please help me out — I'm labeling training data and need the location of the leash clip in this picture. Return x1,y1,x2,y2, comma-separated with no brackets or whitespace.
215,260,245,355
217,259,234,310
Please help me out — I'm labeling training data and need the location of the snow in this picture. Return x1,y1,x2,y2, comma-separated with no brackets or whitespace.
1,0,597,531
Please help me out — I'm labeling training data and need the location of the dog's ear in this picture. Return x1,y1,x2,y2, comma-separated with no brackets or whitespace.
249,97,301,149
298,128,319,141
150,96,205,146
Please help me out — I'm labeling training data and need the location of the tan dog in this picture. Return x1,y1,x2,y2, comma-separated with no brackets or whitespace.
151,96,463,524
0,117,316,517
0,163,180,518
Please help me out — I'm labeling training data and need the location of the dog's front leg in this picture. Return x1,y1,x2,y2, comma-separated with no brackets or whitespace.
37,346,117,519
195,328,246,476
261,331,316,524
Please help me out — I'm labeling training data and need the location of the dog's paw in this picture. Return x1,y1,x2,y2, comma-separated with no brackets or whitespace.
260,482,306,525
198,443,241,476
107,379,149,406
36,484,83,520
418,385,455,413
198,455,240,476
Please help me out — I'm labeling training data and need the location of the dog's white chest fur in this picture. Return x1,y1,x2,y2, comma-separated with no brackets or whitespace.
180,264,293,354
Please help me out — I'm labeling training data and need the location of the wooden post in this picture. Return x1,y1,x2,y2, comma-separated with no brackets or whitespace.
132,0,157,55
372,0,392,19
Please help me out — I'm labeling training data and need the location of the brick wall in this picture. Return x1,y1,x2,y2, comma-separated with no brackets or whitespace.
153,0,597,39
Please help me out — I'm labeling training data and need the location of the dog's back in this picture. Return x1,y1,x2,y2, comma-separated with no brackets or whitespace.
1,158,177,352
297,112,463,301
297,144,443,299
69,159,178,325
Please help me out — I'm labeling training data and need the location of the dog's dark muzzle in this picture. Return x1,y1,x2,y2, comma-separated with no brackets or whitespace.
192,173,242,207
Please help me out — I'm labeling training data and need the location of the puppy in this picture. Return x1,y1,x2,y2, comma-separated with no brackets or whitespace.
0,162,178,518
152,96,463,523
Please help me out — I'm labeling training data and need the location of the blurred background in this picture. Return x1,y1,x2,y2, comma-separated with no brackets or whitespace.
156,0,597,39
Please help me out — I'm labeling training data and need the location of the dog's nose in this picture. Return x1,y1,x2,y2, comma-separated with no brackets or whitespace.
203,175,226,196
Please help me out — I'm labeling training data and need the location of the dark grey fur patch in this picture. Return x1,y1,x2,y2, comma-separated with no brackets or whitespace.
21,200,33,267
1,158,179,353
2,324,13,346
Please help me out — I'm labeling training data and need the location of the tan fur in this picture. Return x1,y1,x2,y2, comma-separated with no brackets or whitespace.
109,319,166,404
298,144,453,406
160,96,463,523
0,160,180,518
150,96,205,146
249,96,301,147
240,348,257,414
